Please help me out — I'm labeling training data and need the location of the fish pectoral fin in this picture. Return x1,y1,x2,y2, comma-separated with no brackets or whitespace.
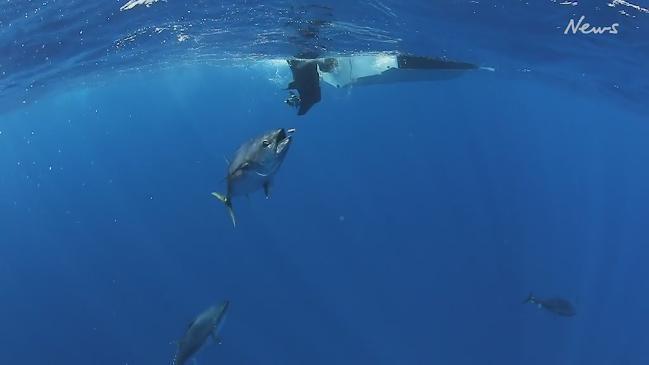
255,171,270,177
212,192,227,203
263,182,271,199
211,192,237,227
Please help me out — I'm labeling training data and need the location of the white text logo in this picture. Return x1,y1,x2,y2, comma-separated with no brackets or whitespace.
564,16,619,35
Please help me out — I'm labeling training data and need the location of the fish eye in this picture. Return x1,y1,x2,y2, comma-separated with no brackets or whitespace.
262,140,270,147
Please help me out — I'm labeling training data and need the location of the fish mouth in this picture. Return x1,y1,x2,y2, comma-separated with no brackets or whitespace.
276,128,295,141
275,128,295,154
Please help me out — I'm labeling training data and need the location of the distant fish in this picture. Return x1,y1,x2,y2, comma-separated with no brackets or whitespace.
212,128,295,227
523,293,576,317
173,300,230,365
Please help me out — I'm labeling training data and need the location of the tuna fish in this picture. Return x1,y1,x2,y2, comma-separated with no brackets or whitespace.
173,300,230,365
212,128,295,226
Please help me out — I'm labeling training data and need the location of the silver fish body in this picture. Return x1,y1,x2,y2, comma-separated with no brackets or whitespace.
212,128,294,226
174,300,229,365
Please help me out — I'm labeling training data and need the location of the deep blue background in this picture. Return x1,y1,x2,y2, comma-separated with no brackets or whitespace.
2,65,649,364
2,1,649,364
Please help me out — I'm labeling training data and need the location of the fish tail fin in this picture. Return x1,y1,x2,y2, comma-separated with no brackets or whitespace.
523,292,534,304
211,192,236,227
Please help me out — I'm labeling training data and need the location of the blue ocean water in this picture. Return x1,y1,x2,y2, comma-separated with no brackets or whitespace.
1,1,649,364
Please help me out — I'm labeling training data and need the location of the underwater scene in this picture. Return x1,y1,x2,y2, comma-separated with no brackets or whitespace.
1,1,648,364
